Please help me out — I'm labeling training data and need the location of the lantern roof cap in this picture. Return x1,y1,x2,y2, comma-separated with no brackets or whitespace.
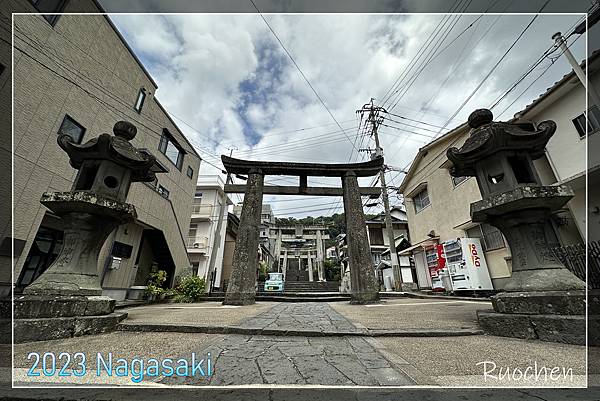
57,121,158,183
446,109,556,177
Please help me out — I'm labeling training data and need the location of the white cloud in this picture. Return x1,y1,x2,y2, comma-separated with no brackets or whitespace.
110,13,586,217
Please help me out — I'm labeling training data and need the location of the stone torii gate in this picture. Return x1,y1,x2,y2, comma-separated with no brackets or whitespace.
221,155,382,305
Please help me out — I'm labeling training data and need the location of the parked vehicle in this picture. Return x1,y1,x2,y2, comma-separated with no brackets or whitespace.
264,272,284,292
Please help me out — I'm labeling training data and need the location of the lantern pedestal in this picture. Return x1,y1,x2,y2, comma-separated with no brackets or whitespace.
470,186,586,345
14,193,135,343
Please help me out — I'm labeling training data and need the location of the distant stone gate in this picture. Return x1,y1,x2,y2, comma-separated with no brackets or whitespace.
221,155,383,305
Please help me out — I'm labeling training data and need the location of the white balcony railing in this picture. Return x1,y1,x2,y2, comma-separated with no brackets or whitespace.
191,204,213,217
187,236,209,249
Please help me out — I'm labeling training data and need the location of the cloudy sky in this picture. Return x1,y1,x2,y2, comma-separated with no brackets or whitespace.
110,12,587,218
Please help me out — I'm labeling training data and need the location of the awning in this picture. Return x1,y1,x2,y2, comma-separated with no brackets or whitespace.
398,237,439,255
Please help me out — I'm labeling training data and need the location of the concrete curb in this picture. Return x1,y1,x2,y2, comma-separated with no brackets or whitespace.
117,323,483,337
380,291,492,302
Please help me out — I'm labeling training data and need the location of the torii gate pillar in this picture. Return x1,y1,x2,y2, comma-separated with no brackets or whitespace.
223,171,264,305
343,171,379,303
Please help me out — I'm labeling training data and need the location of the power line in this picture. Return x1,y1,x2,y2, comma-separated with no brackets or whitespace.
380,117,444,135
433,9,547,137
379,0,463,105
386,0,507,112
382,111,450,130
488,15,585,111
378,123,436,139
249,0,359,158
386,13,465,110
12,32,231,182
496,32,583,120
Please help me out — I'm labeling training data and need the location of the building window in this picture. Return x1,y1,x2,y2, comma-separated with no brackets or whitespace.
0,63,5,77
413,188,430,213
572,105,600,138
187,166,194,179
157,185,170,199
368,227,384,245
58,114,85,144
158,129,184,170
372,252,382,265
30,0,69,26
451,175,468,187
111,241,133,258
191,262,200,275
465,223,506,252
17,226,64,290
134,88,146,113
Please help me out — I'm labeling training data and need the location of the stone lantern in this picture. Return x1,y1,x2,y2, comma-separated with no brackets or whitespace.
446,109,586,344
14,121,162,343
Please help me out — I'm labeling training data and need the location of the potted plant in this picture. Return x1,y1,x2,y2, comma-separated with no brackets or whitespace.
144,270,168,302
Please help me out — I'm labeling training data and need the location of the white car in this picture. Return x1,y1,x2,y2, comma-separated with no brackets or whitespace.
263,272,284,292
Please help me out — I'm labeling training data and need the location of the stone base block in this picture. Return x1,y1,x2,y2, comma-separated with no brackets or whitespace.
14,312,128,343
14,295,115,318
400,282,418,292
491,290,585,315
477,310,585,345
501,268,586,292
223,292,255,306
350,291,380,305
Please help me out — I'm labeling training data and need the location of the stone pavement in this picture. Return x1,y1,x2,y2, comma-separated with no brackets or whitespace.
9,300,588,387
329,298,490,330
237,303,359,332
118,300,483,336
159,334,416,386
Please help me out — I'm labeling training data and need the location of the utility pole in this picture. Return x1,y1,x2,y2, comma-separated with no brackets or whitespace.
357,99,402,290
552,32,600,106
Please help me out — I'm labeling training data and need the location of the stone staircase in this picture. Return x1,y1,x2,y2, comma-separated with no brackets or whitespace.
198,281,347,302
284,281,340,293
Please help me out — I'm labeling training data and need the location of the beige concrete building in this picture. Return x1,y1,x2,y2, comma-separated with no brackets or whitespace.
398,124,515,290
0,1,12,298
5,2,201,300
397,53,594,290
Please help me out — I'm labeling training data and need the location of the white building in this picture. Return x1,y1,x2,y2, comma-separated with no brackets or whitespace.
516,49,600,243
187,175,232,291
325,246,338,260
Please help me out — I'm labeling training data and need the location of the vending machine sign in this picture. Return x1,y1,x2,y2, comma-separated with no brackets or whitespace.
468,243,481,268
436,244,446,270
459,238,494,290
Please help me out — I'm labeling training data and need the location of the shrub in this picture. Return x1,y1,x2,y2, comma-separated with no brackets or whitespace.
145,270,168,298
258,261,268,281
173,275,206,303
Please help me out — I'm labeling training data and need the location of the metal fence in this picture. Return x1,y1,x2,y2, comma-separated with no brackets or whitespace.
552,241,600,289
